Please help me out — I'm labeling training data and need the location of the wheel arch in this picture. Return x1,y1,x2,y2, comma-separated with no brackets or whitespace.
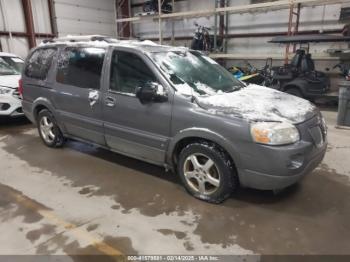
32,98,66,133
32,98,55,120
167,128,241,172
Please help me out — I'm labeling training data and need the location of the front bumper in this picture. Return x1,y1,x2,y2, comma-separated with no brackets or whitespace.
237,114,327,190
0,95,24,117
238,143,326,190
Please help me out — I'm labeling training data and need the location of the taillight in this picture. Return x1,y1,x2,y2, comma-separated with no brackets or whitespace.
18,79,23,98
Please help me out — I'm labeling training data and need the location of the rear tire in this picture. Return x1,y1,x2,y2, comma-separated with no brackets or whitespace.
177,141,238,204
285,88,303,98
37,109,65,148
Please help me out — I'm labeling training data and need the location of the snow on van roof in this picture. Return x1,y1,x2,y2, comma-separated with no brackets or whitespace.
39,35,188,53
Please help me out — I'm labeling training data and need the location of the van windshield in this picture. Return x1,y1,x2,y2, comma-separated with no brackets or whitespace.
150,51,244,96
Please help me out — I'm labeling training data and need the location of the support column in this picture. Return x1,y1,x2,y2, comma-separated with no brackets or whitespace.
292,3,301,52
171,0,175,45
285,2,294,64
48,0,58,37
158,0,163,44
219,0,225,41
22,0,36,48
116,0,131,38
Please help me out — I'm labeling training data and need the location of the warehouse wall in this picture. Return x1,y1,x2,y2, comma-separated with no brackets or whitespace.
0,0,28,58
0,0,116,58
0,0,348,72
32,0,52,35
131,0,348,71
54,0,116,37
0,0,55,57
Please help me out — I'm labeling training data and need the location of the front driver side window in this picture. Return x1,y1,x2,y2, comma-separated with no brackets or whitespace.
110,50,157,94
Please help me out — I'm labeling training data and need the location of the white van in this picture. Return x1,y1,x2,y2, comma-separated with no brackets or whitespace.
0,52,24,117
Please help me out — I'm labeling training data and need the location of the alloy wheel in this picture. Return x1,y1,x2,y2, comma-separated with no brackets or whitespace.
183,153,221,195
40,116,55,143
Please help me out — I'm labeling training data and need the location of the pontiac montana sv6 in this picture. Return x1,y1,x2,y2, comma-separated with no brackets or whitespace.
21,36,327,203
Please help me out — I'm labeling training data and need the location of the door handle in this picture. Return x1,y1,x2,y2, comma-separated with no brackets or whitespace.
89,96,98,103
88,90,99,107
105,96,116,107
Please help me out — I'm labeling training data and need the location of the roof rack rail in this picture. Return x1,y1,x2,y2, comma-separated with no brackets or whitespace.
42,39,55,44
40,35,149,47
42,35,119,44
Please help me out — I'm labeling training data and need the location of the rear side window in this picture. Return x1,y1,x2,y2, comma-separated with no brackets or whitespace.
56,47,105,90
25,48,56,80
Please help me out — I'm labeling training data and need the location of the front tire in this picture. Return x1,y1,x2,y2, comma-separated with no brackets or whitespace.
177,142,238,203
37,109,65,148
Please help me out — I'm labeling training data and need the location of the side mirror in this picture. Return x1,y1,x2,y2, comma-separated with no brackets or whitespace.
136,82,168,104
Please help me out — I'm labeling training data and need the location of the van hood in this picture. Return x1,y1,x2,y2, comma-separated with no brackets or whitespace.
0,74,21,89
196,84,316,123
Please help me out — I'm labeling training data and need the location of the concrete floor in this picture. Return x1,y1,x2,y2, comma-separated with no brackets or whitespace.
0,108,349,260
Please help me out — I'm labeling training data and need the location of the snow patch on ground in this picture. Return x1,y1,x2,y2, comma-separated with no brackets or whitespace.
0,135,8,141
0,140,255,256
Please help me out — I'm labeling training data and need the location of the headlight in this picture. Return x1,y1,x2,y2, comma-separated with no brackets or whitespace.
0,86,11,95
250,122,300,145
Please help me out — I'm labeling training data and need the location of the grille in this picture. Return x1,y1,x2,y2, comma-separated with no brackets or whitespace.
309,126,324,148
296,112,327,147
308,114,327,148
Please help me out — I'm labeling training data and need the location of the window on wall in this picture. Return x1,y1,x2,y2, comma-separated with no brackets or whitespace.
25,48,56,80
109,50,157,95
56,47,106,90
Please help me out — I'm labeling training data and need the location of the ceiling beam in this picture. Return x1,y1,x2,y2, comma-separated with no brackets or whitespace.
0,31,55,38
144,28,342,41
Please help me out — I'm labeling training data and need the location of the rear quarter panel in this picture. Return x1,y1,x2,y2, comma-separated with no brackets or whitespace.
21,47,59,125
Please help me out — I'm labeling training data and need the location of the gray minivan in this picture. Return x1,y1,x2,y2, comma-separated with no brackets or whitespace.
21,36,327,203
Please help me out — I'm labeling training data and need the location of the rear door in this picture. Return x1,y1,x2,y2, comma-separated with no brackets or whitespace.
102,48,173,165
52,46,107,145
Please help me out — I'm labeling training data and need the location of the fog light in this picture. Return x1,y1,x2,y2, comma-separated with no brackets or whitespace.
0,103,11,111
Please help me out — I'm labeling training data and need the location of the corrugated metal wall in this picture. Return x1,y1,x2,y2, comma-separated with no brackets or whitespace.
0,0,348,69
0,0,116,58
132,0,346,63
131,0,347,88
0,0,28,58
54,0,116,37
